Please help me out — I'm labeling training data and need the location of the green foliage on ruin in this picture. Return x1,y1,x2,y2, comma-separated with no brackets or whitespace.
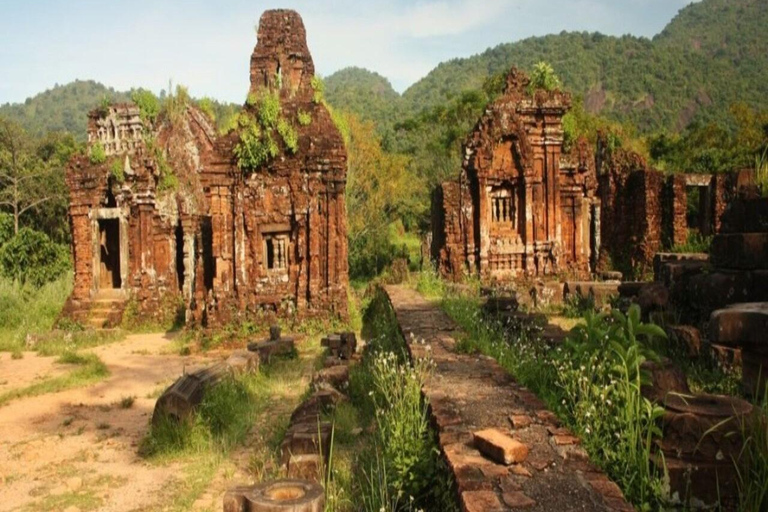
162,84,191,126
233,114,279,171
310,76,325,104
88,141,106,164
297,110,312,126
109,158,125,183
528,61,562,93
276,118,298,154
144,136,178,193
131,88,160,124
234,91,300,171
196,97,217,123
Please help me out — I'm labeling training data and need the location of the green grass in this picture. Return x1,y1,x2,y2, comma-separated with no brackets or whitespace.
670,231,712,254
440,290,669,509
0,352,109,407
27,490,102,512
0,275,72,352
345,288,458,512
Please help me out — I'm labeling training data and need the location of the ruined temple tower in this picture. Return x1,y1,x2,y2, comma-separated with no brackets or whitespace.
62,10,349,327
432,69,599,281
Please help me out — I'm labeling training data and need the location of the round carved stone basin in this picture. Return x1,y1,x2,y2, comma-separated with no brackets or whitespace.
663,392,754,418
244,479,324,512
659,392,754,461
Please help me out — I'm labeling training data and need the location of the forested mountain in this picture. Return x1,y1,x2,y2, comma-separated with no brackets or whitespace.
0,80,129,139
324,67,402,128
325,0,768,134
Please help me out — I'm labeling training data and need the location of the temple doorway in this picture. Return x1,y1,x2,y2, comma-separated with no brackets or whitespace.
98,218,121,289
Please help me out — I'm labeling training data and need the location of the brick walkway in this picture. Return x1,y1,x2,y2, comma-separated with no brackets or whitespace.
384,285,632,512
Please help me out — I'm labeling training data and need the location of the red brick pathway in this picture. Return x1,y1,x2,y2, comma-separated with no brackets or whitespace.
385,285,633,512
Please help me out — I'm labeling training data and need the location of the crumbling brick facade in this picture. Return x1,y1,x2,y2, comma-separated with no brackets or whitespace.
63,10,348,328
432,68,600,281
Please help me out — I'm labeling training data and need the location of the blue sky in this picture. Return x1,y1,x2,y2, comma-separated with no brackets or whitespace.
0,0,699,104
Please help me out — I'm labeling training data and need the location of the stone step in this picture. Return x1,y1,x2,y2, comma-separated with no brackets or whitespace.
86,317,108,329
710,302,768,346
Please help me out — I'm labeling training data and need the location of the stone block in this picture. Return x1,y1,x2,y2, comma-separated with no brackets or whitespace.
248,337,296,363
640,359,690,402
711,233,768,270
667,325,702,357
226,350,260,375
709,302,768,346
312,365,349,389
564,281,619,306
473,428,528,465
653,253,708,282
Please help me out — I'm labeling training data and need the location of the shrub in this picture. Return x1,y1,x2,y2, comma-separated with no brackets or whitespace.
196,97,217,123
277,118,298,153
131,88,160,123
529,62,562,92
297,110,312,126
0,212,12,246
257,91,281,128
0,228,70,286
110,158,125,183
89,141,106,164
310,76,325,104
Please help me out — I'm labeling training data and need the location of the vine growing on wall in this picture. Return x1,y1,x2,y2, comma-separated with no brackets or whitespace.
234,90,299,172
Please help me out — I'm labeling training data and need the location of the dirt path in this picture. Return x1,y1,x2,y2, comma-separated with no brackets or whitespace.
0,332,213,512
384,285,633,512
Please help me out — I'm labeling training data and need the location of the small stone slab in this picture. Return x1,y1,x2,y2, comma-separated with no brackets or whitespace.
461,490,505,512
473,428,528,465
709,302,768,345
564,281,619,306
502,491,536,508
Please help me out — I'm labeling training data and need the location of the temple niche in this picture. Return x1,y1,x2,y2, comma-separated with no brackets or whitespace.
61,9,348,328
432,68,599,282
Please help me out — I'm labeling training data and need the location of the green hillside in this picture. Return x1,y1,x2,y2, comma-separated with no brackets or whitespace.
324,67,402,127
0,80,129,139
326,0,768,134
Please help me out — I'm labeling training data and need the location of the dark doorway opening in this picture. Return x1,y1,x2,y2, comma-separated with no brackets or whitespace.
590,204,599,273
175,223,184,292
98,219,121,289
201,217,215,291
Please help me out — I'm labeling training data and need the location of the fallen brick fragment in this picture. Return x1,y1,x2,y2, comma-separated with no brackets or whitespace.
461,490,505,512
473,428,529,465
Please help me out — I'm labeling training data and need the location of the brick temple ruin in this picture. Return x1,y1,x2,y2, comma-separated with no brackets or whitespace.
431,69,600,281
432,67,753,281
62,10,348,328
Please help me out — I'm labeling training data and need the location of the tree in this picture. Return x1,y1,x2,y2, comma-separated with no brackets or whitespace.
345,114,416,277
0,118,62,235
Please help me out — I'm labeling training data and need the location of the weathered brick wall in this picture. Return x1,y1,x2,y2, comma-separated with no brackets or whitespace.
597,147,663,275
662,174,688,248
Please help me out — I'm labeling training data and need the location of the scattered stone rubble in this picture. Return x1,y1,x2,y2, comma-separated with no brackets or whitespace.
62,9,348,329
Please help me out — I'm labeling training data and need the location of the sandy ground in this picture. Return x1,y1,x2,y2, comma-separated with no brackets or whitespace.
0,332,215,512
0,351,68,394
